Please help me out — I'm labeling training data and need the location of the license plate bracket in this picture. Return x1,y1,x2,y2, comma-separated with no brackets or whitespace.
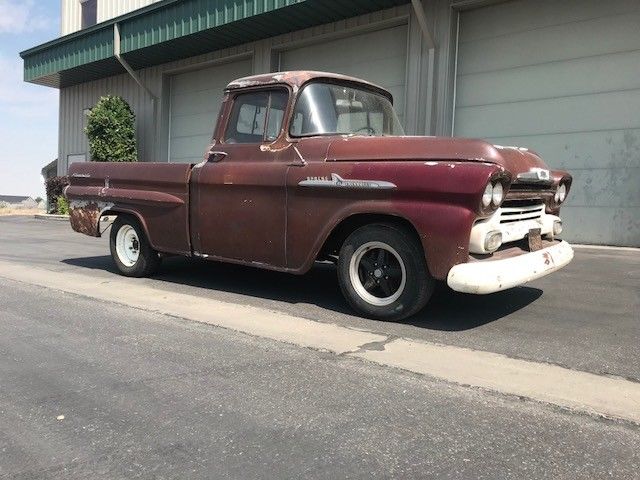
527,228,543,252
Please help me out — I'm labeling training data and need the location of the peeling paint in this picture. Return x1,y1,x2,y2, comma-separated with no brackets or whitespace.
68,200,114,237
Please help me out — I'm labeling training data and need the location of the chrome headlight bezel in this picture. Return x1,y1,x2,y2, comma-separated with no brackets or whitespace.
557,184,567,203
482,183,493,208
492,182,504,206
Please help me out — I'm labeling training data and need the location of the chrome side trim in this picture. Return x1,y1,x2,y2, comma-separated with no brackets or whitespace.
298,173,396,190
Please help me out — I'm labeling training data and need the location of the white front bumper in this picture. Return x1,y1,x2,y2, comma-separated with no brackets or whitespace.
447,241,574,295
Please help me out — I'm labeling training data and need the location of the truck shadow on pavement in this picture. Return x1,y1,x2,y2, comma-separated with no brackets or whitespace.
62,255,542,332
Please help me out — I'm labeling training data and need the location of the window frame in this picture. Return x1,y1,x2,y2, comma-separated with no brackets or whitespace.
222,87,290,145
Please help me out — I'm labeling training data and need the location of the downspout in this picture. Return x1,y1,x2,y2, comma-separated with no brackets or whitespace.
411,0,437,135
113,22,159,157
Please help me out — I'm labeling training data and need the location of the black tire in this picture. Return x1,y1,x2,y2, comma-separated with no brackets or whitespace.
109,215,161,277
337,223,434,321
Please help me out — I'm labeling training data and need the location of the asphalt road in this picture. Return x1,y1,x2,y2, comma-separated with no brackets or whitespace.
1,216,638,380
2,278,639,479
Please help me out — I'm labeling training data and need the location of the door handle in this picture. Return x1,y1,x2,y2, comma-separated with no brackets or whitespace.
207,150,228,162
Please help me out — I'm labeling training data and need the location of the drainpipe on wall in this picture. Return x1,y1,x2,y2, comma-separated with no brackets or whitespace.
411,0,437,135
113,22,159,158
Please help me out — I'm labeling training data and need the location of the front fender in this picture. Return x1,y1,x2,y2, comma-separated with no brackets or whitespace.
289,199,475,280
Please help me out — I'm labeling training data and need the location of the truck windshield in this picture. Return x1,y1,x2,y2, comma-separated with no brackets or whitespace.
290,82,404,137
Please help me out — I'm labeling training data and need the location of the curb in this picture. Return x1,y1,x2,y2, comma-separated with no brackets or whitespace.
572,244,639,253
34,214,70,222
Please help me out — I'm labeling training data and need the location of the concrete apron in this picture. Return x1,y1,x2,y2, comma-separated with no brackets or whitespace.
1,259,638,425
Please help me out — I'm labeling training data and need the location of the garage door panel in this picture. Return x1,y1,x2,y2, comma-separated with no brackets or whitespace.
169,136,209,162
457,49,640,108
458,11,640,76
561,206,639,246
483,129,640,171
169,59,251,164
566,167,640,209
282,26,407,70
460,0,640,43
280,25,408,129
170,113,217,139
456,89,640,139
456,1,639,245
170,89,222,117
317,57,406,88
171,62,250,94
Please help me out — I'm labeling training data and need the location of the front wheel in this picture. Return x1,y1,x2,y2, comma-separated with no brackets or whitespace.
110,215,161,277
337,224,434,321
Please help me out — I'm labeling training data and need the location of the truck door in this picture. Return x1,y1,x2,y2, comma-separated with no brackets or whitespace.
190,89,291,268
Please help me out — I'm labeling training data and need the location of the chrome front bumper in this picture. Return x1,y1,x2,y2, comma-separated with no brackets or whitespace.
447,241,574,295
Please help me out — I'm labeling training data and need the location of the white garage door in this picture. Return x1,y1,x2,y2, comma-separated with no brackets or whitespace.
169,59,252,164
280,25,408,128
454,0,640,246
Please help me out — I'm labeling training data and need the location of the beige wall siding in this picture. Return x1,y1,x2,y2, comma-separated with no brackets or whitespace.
61,0,163,35
58,42,255,172
61,0,82,35
97,0,163,23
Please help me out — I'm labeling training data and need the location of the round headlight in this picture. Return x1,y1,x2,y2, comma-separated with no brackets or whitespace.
492,182,504,206
557,184,567,203
482,183,493,207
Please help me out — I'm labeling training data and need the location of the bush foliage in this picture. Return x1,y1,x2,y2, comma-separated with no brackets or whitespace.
85,95,138,162
45,176,69,214
56,196,70,215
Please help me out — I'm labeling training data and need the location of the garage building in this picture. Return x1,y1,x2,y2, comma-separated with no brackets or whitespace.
21,0,640,246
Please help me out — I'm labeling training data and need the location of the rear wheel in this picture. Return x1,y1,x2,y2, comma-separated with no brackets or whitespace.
110,215,161,277
337,224,434,321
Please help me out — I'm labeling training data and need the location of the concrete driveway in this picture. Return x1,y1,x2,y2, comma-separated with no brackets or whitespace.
1,216,638,380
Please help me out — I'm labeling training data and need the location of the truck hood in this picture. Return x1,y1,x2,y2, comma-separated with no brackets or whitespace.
324,136,549,177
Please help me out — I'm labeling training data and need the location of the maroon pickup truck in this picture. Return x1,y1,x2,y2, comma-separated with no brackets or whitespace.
66,71,574,321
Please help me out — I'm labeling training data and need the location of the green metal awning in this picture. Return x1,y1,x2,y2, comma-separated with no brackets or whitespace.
21,0,409,88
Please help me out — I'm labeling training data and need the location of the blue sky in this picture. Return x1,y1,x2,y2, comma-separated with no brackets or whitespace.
0,0,60,198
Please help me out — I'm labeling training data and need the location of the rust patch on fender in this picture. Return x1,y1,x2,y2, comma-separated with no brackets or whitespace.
69,200,114,237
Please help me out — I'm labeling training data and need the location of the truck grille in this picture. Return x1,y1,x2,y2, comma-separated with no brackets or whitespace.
499,203,545,224
505,182,555,203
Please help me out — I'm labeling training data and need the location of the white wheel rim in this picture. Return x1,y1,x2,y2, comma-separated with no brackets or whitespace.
349,241,407,307
115,225,140,267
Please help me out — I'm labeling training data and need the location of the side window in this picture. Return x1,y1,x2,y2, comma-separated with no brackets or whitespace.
265,91,288,141
237,102,267,136
225,90,288,144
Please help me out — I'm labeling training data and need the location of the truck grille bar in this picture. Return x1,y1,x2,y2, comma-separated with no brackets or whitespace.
499,204,545,224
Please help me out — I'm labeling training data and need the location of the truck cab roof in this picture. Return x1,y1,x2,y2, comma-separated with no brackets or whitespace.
225,71,393,103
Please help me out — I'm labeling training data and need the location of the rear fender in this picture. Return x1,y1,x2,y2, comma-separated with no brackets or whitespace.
68,199,152,246
68,199,114,237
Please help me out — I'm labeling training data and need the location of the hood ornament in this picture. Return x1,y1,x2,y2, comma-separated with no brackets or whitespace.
517,168,551,183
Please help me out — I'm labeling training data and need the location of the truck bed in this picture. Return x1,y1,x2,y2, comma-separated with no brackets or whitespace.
66,162,193,255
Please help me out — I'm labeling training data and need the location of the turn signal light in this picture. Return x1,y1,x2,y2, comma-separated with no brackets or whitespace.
553,221,563,236
484,231,503,253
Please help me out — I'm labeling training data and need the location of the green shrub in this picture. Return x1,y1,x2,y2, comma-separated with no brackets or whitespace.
85,95,138,162
56,196,70,215
45,176,69,214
